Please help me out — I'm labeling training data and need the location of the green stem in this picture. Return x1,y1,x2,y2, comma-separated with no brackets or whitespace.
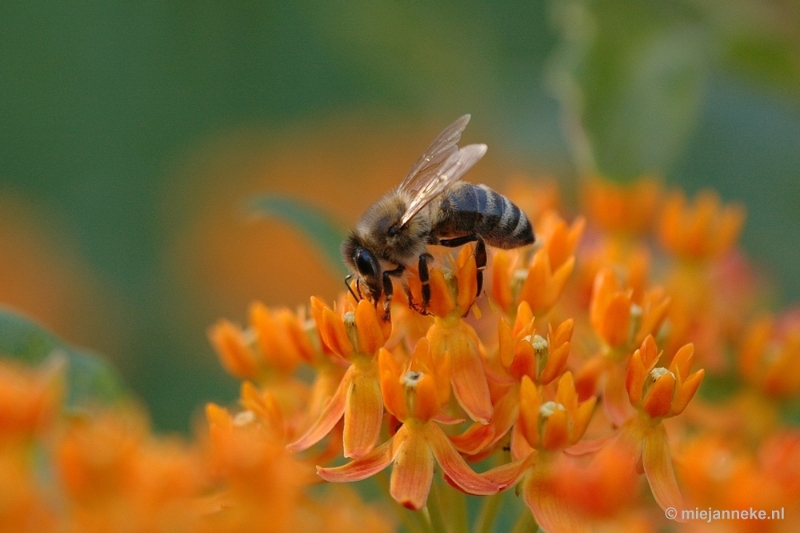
509,508,537,533
374,471,427,533
473,492,503,533
426,477,450,533
450,485,469,533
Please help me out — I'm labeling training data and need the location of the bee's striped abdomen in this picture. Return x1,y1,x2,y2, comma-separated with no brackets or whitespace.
433,183,534,249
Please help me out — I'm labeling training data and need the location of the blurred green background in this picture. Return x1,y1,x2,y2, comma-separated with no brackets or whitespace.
2,0,799,431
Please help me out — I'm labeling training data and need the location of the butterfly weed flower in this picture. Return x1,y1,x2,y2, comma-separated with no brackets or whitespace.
576,266,671,424
288,297,390,459
453,301,574,457
581,175,662,239
0,358,64,533
658,189,746,262
407,247,495,424
737,312,800,399
208,302,313,382
514,372,597,533
5,144,800,532
491,211,583,318
615,335,704,513
317,337,522,511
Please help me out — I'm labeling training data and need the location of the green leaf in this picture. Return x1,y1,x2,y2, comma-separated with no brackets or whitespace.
247,195,348,276
0,308,127,408
548,0,716,181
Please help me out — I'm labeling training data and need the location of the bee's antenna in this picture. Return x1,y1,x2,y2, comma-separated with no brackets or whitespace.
344,275,360,301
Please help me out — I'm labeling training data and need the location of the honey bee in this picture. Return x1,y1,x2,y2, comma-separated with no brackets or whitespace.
342,115,534,318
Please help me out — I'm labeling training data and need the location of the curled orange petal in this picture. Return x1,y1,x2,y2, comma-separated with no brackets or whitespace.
642,424,683,514
390,428,434,510
343,367,383,459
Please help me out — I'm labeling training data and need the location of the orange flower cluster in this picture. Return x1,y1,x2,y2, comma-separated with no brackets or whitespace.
1,175,798,533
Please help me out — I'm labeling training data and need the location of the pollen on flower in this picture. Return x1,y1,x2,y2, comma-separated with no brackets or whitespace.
402,370,424,388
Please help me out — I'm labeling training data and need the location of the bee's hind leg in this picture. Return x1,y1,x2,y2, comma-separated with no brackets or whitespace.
474,236,487,298
416,253,433,315
436,234,486,299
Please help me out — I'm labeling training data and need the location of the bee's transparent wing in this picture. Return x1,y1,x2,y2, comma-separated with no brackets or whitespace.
399,143,487,227
399,114,472,194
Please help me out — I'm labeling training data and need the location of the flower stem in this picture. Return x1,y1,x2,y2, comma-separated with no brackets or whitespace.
509,508,536,533
473,492,503,533
426,477,449,533
373,471,428,533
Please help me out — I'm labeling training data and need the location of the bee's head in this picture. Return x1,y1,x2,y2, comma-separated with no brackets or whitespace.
342,234,382,302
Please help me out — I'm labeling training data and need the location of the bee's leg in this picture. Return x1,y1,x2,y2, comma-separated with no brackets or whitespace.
344,274,360,301
474,235,487,297
417,253,433,314
437,234,486,300
381,265,405,321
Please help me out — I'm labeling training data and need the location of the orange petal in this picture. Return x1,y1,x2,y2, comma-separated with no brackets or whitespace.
641,424,683,514
449,423,495,456
426,424,500,496
642,372,676,419
551,318,574,349
669,343,695,379
671,369,704,416
625,348,647,406
600,293,632,347
547,257,575,305
524,471,589,533
572,397,597,444
483,452,537,490
541,340,570,385
317,437,395,483
250,302,284,370
410,367,444,423
575,355,608,401
497,318,515,369
208,320,257,379
355,299,386,354
287,366,352,453
542,408,569,451
450,346,493,424
634,291,671,346
379,348,407,421
343,368,383,459
509,339,536,382
517,376,542,448
739,318,771,377
319,306,354,357
451,389,518,455
518,250,548,311
390,428,434,510
456,254,477,311
513,301,535,337
428,268,455,317
491,250,513,313
590,268,618,330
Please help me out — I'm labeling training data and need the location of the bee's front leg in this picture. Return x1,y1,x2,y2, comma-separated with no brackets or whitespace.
381,265,405,321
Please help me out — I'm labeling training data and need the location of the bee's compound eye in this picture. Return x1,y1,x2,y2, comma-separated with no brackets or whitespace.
354,249,377,278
